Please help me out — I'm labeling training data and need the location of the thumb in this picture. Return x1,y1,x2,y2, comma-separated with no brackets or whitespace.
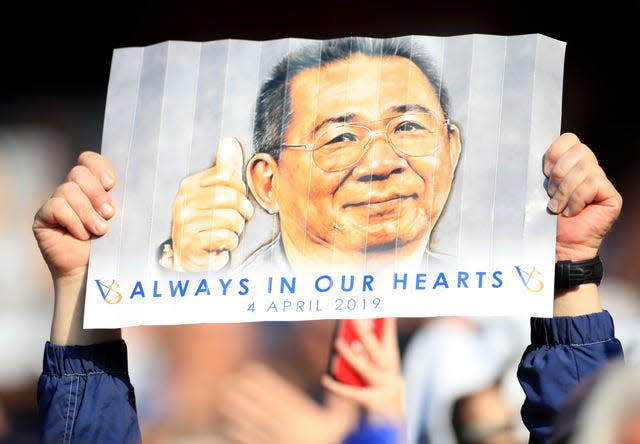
214,137,244,179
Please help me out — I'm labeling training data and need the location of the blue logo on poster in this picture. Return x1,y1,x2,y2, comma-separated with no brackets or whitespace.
95,280,123,304
514,266,544,292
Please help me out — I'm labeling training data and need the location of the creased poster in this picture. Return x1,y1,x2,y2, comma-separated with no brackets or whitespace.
85,34,565,327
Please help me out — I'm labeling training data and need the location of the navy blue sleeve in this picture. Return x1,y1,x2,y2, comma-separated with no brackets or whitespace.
37,340,141,444
518,310,623,444
342,416,403,444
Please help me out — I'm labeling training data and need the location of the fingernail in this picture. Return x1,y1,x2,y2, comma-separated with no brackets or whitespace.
81,227,92,240
545,183,556,197
100,202,114,217
101,173,115,188
562,207,571,217
94,219,107,233
548,198,559,213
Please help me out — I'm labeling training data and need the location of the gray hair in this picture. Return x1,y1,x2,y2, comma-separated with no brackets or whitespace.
253,37,451,161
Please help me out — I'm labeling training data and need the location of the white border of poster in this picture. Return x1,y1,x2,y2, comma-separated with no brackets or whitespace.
85,34,565,327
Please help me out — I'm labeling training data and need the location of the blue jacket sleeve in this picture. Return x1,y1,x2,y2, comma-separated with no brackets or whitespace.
518,310,623,444
342,416,403,444
37,340,141,444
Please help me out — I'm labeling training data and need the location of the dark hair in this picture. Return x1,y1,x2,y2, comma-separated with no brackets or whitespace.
253,37,451,161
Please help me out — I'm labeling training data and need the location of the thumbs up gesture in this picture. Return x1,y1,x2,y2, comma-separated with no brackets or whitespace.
170,138,254,272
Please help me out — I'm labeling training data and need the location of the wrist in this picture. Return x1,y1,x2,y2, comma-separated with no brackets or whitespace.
51,271,121,345
553,283,601,316
553,254,603,317
555,244,599,262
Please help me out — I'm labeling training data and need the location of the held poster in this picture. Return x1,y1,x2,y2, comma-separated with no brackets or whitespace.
85,35,565,327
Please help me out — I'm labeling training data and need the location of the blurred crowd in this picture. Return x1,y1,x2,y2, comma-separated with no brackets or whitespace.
1,108,639,444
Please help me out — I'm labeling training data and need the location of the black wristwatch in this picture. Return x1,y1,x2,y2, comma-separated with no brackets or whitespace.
554,255,603,290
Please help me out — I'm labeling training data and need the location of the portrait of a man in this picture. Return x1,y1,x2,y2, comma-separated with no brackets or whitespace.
86,34,563,326
163,37,461,274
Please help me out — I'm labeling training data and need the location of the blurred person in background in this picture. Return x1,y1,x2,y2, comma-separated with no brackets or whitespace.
135,318,391,442
450,380,519,444
402,317,527,444
208,318,424,443
595,176,640,365
547,360,640,444
127,322,263,443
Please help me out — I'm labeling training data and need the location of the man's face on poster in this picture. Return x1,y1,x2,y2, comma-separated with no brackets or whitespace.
251,54,461,262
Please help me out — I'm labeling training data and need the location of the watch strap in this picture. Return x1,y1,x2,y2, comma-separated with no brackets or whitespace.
555,255,603,290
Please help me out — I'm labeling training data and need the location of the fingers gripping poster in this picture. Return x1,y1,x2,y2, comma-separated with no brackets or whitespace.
85,35,565,327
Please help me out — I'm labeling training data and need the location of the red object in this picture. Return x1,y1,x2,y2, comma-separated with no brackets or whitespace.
327,318,385,387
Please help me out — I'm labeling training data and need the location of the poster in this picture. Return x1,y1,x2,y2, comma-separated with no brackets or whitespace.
85,35,564,327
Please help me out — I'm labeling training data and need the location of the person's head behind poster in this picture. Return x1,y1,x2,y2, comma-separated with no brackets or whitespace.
166,37,461,273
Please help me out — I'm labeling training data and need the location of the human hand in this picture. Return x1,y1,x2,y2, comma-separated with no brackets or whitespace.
171,137,254,272
33,151,120,345
33,151,115,281
321,318,405,429
217,362,357,444
544,133,622,261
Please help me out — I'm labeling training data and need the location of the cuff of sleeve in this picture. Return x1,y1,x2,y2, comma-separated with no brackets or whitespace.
344,424,401,444
43,340,129,376
530,310,614,346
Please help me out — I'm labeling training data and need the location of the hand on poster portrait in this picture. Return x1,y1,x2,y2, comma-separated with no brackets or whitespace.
216,362,358,444
321,318,405,430
170,137,254,272
544,133,622,261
